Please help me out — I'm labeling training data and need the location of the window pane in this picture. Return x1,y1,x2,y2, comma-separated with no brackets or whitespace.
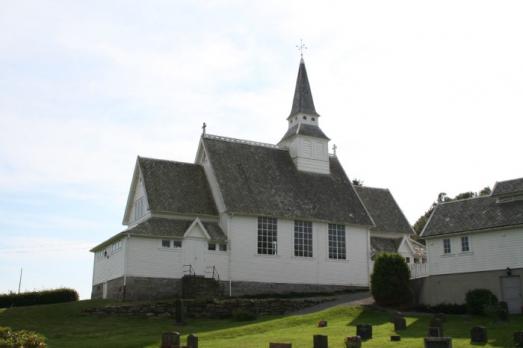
208,243,216,251
162,240,170,248
294,220,313,257
328,224,346,259
257,216,277,255
219,244,227,251
173,240,182,248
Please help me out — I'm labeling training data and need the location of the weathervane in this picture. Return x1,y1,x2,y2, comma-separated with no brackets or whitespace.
296,39,307,58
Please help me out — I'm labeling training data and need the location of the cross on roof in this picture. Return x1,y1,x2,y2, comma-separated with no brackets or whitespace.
202,122,207,135
332,144,337,156
296,39,307,58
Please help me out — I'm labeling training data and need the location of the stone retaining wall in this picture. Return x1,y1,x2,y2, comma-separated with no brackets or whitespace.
84,297,334,319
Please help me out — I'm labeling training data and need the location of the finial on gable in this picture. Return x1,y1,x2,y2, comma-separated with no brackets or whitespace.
333,144,337,156
296,39,307,59
202,122,207,135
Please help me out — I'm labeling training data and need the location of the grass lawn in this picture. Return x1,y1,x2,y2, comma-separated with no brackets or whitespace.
1,300,522,347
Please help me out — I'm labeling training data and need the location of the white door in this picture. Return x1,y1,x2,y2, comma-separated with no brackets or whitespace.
501,276,522,314
183,238,206,276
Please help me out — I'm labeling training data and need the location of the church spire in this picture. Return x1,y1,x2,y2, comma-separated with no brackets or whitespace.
288,58,319,119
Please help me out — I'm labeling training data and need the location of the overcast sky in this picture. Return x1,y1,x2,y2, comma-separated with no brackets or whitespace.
1,1,522,299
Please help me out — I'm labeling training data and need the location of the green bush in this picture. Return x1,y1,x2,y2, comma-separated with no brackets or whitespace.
0,288,78,308
0,326,47,348
465,289,498,315
371,253,412,306
231,308,257,321
485,301,509,321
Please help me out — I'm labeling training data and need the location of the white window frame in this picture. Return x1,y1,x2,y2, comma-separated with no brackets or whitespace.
461,236,470,252
257,216,277,255
328,223,346,260
294,220,313,257
161,240,171,248
443,238,451,254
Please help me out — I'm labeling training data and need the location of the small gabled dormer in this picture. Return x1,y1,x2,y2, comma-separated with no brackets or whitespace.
492,177,523,203
278,58,330,174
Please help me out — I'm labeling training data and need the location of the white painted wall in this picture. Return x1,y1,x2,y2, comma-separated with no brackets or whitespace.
426,227,523,275
228,215,370,287
125,236,229,280
128,171,149,226
92,239,126,285
281,135,330,174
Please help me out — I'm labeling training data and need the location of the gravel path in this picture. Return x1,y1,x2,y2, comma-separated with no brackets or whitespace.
291,291,374,315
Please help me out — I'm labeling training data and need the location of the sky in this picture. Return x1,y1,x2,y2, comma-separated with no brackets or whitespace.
1,1,522,299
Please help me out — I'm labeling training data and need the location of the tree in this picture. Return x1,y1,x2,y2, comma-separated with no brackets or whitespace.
371,253,412,306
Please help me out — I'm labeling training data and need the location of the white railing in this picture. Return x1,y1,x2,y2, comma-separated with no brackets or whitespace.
409,263,428,279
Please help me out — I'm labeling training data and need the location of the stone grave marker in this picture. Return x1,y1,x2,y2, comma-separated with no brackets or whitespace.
356,324,372,340
470,326,487,344
423,337,452,348
430,317,444,329
514,331,523,347
428,327,443,337
187,334,198,348
317,320,328,327
344,336,361,348
390,335,401,341
393,317,406,331
269,343,292,348
313,334,328,348
175,298,185,325
161,332,180,348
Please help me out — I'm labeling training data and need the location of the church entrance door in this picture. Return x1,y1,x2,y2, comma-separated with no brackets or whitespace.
183,238,207,276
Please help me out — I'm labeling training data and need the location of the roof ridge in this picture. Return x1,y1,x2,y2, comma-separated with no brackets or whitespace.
138,156,201,166
355,185,389,191
437,194,492,206
204,133,284,150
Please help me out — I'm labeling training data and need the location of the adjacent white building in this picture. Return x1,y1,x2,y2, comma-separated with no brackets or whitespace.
90,58,415,300
419,178,523,313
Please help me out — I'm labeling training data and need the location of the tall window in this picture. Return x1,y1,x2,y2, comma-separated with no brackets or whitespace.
134,196,145,220
257,217,277,255
328,224,346,260
461,236,470,252
294,220,313,257
443,238,451,254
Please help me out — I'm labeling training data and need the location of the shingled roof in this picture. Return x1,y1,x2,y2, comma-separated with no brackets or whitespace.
355,186,414,235
492,177,523,197
421,195,523,238
138,157,218,216
202,135,373,226
91,217,226,251
370,236,403,258
280,123,330,142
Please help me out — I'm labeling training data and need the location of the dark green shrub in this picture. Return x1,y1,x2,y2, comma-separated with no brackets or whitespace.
371,253,412,306
485,301,509,321
430,303,467,315
0,288,78,308
231,308,257,321
465,289,498,315
0,326,47,347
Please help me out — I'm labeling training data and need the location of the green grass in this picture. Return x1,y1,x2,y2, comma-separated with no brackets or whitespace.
1,300,522,347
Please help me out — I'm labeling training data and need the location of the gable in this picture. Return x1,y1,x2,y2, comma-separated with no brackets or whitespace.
202,135,373,226
184,218,211,240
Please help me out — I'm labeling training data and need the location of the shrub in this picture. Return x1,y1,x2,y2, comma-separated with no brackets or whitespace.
0,288,78,308
465,289,498,315
485,301,509,321
0,326,47,348
430,303,467,315
231,308,257,321
371,253,412,306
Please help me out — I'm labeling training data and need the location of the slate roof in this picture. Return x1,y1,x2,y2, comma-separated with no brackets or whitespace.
280,123,330,142
370,236,403,258
202,135,373,226
355,186,414,235
421,195,523,238
289,58,319,118
91,217,226,251
138,157,218,216
492,177,523,196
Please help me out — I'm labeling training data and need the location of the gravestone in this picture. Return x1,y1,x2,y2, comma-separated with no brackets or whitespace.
356,324,372,340
428,327,443,337
187,334,198,348
175,298,185,325
269,343,292,348
430,317,444,329
514,331,523,347
424,337,452,348
313,334,328,348
344,336,361,348
470,326,487,344
390,335,401,341
393,317,407,331
318,320,328,327
161,332,180,348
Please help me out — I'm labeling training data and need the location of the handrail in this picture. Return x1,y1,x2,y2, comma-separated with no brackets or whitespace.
211,265,220,281
183,264,195,276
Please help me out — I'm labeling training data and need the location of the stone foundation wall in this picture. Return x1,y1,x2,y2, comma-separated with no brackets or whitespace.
84,297,335,319
92,276,367,301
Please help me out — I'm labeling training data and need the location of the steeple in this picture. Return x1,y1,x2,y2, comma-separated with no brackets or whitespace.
288,58,319,119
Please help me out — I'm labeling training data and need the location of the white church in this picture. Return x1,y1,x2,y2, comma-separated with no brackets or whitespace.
90,58,419,300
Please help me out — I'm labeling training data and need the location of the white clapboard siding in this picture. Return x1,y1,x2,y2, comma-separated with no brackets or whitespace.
92,239,126,285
